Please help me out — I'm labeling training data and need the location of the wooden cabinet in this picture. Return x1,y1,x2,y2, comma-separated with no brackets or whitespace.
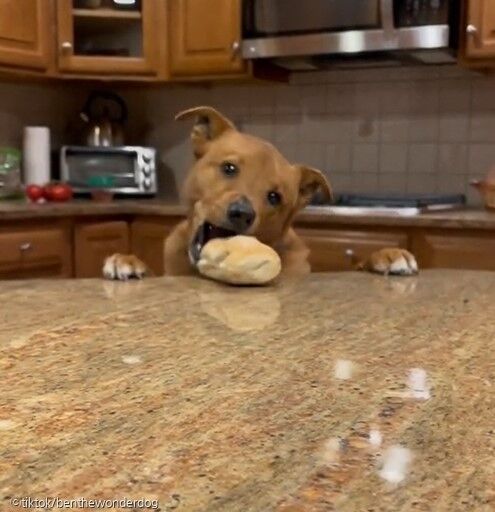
168,0,246,77
0,0,52,71
0,223,71,279
131,216,181,275
74,221,129,278
297,227,408,272
412,230,495,271
465,0,495,59
56,0,163,76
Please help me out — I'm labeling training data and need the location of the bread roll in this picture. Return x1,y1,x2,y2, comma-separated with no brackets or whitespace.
197,235,281,285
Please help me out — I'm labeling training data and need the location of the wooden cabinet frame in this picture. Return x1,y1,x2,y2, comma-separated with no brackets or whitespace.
0,0,53,71
56,0,161,76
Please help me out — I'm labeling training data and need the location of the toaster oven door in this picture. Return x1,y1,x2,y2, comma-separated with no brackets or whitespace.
61,147,142,194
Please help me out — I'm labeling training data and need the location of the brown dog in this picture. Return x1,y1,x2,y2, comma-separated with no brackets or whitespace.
104,106,418,280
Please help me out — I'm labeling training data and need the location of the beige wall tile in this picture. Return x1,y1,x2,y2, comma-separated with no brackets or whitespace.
439,79,472,113
378,173,407,194
379,117,409,142
471,79,495,111
352,144,379,173
408,144,438,174
408,115,439,142
469,113,495,142
327,172,352,193
380,144,408,174
326,144,352,173
438,144,468,174
351,173,379,194
467,144,495,177
406,173,438,194
297,142,326,170
439,114,469,142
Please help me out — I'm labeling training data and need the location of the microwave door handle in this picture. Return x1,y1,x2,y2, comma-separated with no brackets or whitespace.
380,0,395,37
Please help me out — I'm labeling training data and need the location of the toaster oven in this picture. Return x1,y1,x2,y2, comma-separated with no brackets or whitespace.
60,145,157,195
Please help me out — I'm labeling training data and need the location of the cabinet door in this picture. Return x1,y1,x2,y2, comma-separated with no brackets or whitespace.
131,217,182,276
297,228,408,272
0,0,51,70
56,0,159,75
74,221,129,278
168,0,245,77
412,230,495,270
0,225,72,279
465,0,495,58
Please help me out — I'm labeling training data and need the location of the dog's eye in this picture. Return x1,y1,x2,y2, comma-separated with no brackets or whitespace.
221,162,238,177
267,190,282,206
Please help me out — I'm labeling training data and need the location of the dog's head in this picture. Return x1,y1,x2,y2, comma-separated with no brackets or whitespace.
177,106,332,263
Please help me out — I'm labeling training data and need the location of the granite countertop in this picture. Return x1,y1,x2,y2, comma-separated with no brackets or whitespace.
1,271,494,511
1,199,495,229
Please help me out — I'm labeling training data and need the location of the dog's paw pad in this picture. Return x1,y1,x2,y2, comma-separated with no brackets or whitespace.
366,248,418,276
103,254,147,281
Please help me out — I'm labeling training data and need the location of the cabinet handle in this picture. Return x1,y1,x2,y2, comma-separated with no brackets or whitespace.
466,24,481,47
231,40,240,59
19,242,32,252
61,41,73,53
466,24,478,35
344,248,355,258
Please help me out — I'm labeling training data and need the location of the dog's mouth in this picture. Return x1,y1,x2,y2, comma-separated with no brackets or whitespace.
189,221,237,265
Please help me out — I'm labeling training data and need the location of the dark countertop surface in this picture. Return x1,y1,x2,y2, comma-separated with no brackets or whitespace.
1,271,494,511
1,199,495,229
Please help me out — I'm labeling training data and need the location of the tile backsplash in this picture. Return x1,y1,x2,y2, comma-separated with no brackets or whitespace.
121,65,495,205
0,81,87,149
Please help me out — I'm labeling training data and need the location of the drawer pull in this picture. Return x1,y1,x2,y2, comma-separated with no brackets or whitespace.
345,248,354,258
231,40,240,59
19,242,32,252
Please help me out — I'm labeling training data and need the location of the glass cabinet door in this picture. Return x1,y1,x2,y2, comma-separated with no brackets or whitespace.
57,0,158,74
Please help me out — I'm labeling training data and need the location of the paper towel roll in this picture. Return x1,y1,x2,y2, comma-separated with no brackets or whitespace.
23,126,50,185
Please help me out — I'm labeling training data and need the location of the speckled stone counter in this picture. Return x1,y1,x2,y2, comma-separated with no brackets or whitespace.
1,271,494,511
2,199,495,230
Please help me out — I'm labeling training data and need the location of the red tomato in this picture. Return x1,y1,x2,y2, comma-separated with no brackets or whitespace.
49,183,73,202
25,184,44,202
42,183,54,201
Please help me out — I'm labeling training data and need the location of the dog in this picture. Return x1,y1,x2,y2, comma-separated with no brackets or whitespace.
103,106,418,280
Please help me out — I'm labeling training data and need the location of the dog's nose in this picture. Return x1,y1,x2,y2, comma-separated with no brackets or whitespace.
227,197,255,231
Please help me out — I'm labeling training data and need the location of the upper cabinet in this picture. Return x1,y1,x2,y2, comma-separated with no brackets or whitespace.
168,0,246,77
0,0,52,71
0,0,279,81
56,0,165,77
465,0,495,59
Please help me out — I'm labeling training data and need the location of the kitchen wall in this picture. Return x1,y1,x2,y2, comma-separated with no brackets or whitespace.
0,81,87,149
122,64,495,205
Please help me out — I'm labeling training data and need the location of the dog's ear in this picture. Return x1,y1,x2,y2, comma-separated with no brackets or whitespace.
175,106,236,158
295,165,332,209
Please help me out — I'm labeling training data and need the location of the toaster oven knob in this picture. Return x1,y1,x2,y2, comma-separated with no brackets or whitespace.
142,166,151,176
142,153,152,163
143,177,152,189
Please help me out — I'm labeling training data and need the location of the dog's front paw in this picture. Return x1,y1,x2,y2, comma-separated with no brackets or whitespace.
362,248,418,276
103,254,147,280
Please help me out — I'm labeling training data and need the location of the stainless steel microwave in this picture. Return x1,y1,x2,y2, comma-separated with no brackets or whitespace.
243,0,458,69
60,146,157,195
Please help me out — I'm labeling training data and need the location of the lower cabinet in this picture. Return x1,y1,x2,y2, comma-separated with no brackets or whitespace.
1,215,495,279
0,223,72,279
74,221,129,278
411,230,495,271
296,227,408,272
130,216,182,275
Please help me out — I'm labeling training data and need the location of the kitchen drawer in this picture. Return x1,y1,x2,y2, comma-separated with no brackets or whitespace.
412,230,495,270
131,217,181,276
0,225,72,278
297,228,409,272
74,221,130,278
